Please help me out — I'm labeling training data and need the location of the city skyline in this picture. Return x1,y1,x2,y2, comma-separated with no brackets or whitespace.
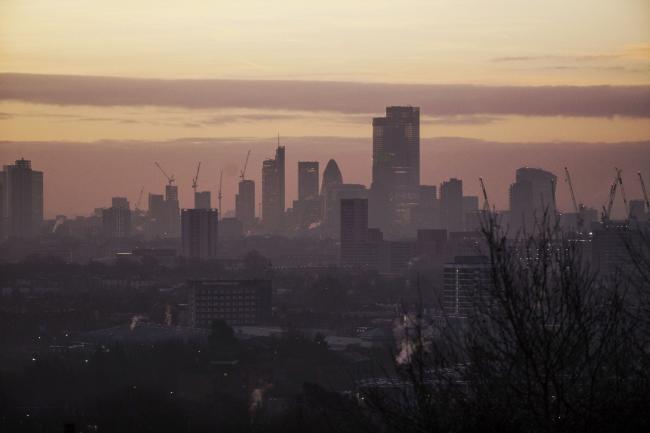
1,3,649,431
1,134,648,220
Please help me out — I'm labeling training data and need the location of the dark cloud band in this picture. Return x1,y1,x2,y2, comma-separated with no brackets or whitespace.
1,73,649,117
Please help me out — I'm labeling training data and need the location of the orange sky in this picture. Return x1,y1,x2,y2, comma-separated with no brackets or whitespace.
0,0,649,217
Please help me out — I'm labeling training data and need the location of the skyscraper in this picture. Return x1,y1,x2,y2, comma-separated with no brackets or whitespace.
102,197,131,238
509,167,557,233
371,106,420,232
1,158,44,238
440,178,464,232
181,208,219,259
262,144,285,231
164,184,180,237
340,198,369,266
146,193,165,237
298,161,319,201
235,179,255,230
321,159,343,196
372,106,420,189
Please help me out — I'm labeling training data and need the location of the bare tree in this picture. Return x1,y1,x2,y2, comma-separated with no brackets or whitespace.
360,212,649,433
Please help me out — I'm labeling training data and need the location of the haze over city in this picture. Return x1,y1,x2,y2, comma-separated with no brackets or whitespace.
1,1,649,433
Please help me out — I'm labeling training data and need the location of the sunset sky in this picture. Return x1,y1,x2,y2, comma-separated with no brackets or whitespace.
0,0,649,216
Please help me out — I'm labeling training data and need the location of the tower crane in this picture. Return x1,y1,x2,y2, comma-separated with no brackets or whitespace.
218,170,223,219
639,172,649,212
154,162,175,185
192,162,201,194
564,167,583,231
615,168,629,217
602,179,618,222
240,150,251,181
479,177,490,212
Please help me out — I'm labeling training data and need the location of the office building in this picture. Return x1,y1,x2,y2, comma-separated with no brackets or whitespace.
372,106,420,190
440,178,464,232
321,159,343,196
262,144,285,231
0,158,44,238
340,198,370,266
324,184,367,235
509,167,557,233
189,279,272,327
194,191,211,209
442,256,490,317
181,208,218,259
235,179,255,230
298,161,319,201
102,197,131,238
371,106,420,231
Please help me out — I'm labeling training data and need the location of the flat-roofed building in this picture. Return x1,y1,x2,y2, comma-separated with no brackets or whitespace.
189,279,272,327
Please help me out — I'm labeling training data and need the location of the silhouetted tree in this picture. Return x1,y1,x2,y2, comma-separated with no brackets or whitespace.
362,212,650,433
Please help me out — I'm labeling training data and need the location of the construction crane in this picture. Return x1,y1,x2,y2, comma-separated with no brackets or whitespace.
239,150,251,181
602,179,618,222
639,172,649,212
615,167,629,217
479,177,490,212
192,162,201,194
217,170,223,219
135,186,144,212
154,162,175,185
564,167,583,230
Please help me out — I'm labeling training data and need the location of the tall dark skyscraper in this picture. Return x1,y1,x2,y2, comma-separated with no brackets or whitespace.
340,198,369,266
235,179,255,230
440,178,464,232
371,106,420,233
181,208,219,259
298,161,319,201
372,106,420,188
262,143,285,231
0,158,44,238
509,167,557,233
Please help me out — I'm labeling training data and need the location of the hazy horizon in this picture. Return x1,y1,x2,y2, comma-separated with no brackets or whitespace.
1,0,649,221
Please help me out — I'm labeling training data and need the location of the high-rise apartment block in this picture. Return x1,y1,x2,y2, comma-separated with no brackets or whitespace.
235,179,256,230
0,158,44,238
181,208,219,259
442,255,490,317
